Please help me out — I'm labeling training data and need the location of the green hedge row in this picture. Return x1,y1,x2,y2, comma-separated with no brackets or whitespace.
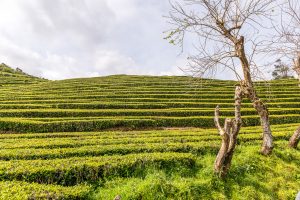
0,115,299,132
0,118,158,132
0,142,220,161
0,121,296,138
0,153,195,186
0,131,292,161
19,87,300,94
0,134,291,161
0,124,296,152
25,86,299,94
43,89,299,95
2,97,300,104
0,181,90,200
0,99,300,110
0,108,299,118
52,102,300,109
3,93,300,102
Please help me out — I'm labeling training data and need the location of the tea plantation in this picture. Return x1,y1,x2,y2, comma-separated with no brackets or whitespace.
0,64,299,199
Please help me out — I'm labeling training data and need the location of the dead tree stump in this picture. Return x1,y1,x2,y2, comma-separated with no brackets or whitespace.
289,125,300,148
214,86,242,177
114,195,121,200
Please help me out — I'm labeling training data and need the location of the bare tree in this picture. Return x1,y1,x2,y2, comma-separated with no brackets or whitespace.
272,0,300,148
166,0,274,155
214,86,242,177
272,0,300,84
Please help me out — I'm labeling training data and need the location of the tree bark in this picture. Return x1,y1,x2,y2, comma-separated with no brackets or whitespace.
290,53,300,148
293,53,300,86
246,88,273,155
236,37,273,155
223,86,242,171
214,116,232,175
214,86,242,177
289,125,300,149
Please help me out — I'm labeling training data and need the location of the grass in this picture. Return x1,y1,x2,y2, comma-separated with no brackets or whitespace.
91,143,300,200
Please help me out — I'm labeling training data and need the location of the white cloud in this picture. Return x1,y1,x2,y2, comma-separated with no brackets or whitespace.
0,0,192,80
93,50,138,75
0,0,278,80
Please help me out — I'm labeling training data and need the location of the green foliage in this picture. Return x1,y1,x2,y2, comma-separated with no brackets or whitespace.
91,145,300,200
0,114,299,132
0,181,90,200
0,153,195,186
0,75,298,198
0,75,298,132
0,124,297,199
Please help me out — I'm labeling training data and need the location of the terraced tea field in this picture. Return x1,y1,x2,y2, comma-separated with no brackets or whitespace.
0,64,299,199
2,74,300,132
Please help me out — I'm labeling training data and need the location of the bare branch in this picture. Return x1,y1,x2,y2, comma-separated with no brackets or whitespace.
166,0,274,156
214,105,225,135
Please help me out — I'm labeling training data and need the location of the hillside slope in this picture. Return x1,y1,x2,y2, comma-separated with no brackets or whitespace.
0,63,46,86
0,74,299,132
0,73,299,199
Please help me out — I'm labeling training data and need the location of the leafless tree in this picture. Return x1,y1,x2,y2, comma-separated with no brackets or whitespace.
271,0,300,148
214,86,242,177
166,0,274,155
272,0,300,83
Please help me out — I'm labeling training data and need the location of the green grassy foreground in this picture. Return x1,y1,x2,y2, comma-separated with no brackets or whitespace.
0,125,299,199
0,64,299,199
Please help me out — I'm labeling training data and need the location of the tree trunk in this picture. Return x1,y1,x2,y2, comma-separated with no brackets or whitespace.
289,124,300,149
246,88,273,155
223,86,242,171
236,37,273,155
293,53,300,86
252,98,273,155
214,86,242,177
290,53,300,148
214,117,232,176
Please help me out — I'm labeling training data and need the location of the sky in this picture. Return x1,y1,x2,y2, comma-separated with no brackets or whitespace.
0,0,194,80
0,0,285,80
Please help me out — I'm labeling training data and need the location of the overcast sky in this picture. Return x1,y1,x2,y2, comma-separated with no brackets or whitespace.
0,0,282,80
0,0,196,80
